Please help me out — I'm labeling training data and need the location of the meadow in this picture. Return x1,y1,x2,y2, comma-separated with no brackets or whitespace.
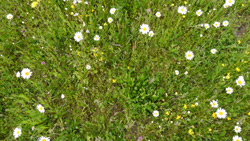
1,0,250,140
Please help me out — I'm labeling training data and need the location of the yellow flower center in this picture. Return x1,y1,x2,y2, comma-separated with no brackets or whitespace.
236,128,238,130
219,112,223,115
198,12,200,14
9,16,11,18
188,54,191,57
143,27,147,31
112,10,115,13
238,80,242,84
78,35,81,38
25,72,29,76
181,9,184,11
228,89,230,92
225,5,227,7
205,26,208,28
40,107,43,110
236,139,239,141
154,113,157,115
213,103,215,106
215,24,218,26
229,0,231,3
17,131,20,134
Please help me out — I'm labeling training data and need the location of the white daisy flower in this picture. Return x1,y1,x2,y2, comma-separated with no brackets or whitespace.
38,136,50,141
73,13,79,16
233,135,242,141
210,100,218,108
148,31,154,37
7,14,13,19
195,102,198,106
226,0,235,6
61,94,65,99
84,1,88,4
223,4,229,8
196,9,203,16
86,65,91,70
211,49,217,54
185,51,194,60
234,126,241,133
152,110,159,117
200,34,203,37
226,87,233,94
139,24,150,34
108,17,113,23
155,12,161,17
94,35,100,41
86,29,89,33
13,128,21,139
175,70,179,75
177,6,187,15
83,21,85,27
204,23,210,29
213,21,220,28
37,104,45,113
110,8,116,14
223,21,229,26
21,68,32,79
74,32,83,42
236,76,245,87
16,71,21,77
99,26,103,30
184,71,188,75
216,108,227,119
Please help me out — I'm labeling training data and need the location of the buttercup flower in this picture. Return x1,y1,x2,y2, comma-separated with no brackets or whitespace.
155,12,161,17
13,128,21,139
226,87,233,94
216,108,227,119
196,9,203,16
108,17,113,23
185,51,194,60
139,24,150,34
213,21,220,28
110,8,116,14
223,21,229,26
211,49,217,54
234,126,241,133
233,135,242,141
37,104,45,113
38,136,50,141
74,32,83,42
7,14,13,19
94,35,100,41
21,68,32,79
178,6,187,14
210,100,218,108
153,110,159,117
148,31,154,37
236,76,245,87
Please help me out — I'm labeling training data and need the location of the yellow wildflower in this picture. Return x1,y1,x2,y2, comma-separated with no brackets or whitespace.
112,79,117,83
104,22,108,26
162,99,165,102
70,12,74,15
165,118,168,121
238,40,241,44
94,53,98,57
171,4,174,6
31,2,39,8
248,112,250,116
212,112,217,118
184,1,187,4
236,67,240,72
184,104,187,109
77,51,81,55
128,66,130,69
225,73,230,79
176,115,181,120
188,129,194,135
92,9,95,12
222,64,225,67
242,4,244,6
85,14,89,18
191,104,195,108
175,92,178,95
71,5,74,9
99,57,103,61
165,112,170,115
182,15,186,18
209,128,212,131
227,117,231,120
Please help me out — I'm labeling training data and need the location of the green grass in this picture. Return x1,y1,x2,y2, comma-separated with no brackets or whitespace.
1,0,250,140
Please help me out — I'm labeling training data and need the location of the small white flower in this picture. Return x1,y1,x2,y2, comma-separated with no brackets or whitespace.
74,32,83,42
13,128,21,139
222,21,229,26
184,71,188,75
210,100,218,108
211,49,217,54
94,35,100,41
234,126,241,133
175,70,179,75
223,4,229,8
226,87,233,94
38,136,50,141
196,9,203,16
187,111,190,114
177,6,187,15
7,14,13,19
108,17,113,23
110,8,116,14
185,51,194,60
155,12,161,17
86,29,89,33
226,0,235,6
152,110,159,117
213,21,220,28
83,21,85,27
61,94,65,99
200,34,203,37
86,65,91,70
73,13,79,16
16,71,21,77
99,26,103,29
195,102,198,106
204,23,210,29
233,135,242,141
139,24,150,34
21,68,32,79
84,1,88,4
148,31,154,37
236,76,245,87
37,104,45,113
216,108,227,119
